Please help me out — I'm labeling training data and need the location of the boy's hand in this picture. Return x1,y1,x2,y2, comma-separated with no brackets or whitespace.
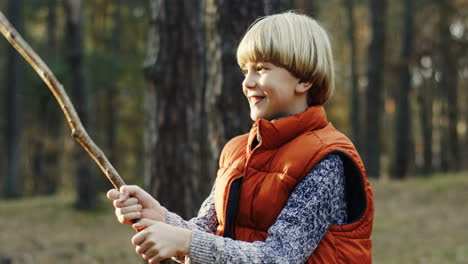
107,185,166,225
131,219,192,264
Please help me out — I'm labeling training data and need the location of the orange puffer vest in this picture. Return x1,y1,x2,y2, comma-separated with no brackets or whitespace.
214,106,374,263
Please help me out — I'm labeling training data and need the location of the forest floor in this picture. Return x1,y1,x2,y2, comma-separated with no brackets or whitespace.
1,171,468,264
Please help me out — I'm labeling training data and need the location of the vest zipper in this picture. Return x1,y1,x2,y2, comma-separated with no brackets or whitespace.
223,132,263,239
229,135,263,239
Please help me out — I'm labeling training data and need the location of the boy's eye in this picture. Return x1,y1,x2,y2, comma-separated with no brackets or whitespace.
240,64,266,75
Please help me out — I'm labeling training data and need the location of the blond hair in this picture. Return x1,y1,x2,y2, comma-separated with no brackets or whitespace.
237,11,335,105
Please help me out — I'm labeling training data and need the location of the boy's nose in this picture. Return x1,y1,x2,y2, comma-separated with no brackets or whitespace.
242,75,257,89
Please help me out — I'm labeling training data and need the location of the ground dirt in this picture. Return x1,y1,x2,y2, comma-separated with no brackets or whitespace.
1,171,467,263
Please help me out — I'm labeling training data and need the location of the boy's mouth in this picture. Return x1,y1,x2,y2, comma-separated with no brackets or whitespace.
248,95,265,105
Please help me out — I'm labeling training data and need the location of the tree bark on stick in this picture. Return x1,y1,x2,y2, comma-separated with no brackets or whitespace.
0,11,126,190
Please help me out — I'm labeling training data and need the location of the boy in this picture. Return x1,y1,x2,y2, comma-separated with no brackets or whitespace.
108,11,373,264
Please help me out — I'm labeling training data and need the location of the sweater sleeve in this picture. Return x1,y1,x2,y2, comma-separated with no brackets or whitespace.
164,185,219,234
189,154,347,264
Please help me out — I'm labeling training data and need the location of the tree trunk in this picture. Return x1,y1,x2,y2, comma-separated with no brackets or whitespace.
364,0,387,178
204,0,266,187
3,0,23,199
295,0,319,17
32,0,60,195
438,0,460,172
344,0,361,151
418,71,433,175
106,0,122,166
143,0,159,197
42,0,62,194
465,102,468,170
144,0,207,218
438,101,449,172
65,0,97,209
391,0,414,179
264,0,294,14
43,0,61,195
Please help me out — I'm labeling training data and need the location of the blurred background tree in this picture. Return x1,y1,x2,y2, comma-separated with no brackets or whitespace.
2,0,23,199
64,0,97,210
391,0,414,179
0,0,466,213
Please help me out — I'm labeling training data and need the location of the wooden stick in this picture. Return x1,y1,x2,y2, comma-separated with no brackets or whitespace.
0,11,126,189
1,11,179,264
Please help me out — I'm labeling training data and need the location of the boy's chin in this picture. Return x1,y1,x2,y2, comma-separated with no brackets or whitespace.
250,115,259,122
250,112,273,122
250,114,261,122
250,110,262,121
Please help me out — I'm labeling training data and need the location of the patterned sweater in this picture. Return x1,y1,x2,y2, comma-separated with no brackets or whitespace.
165,154,347,264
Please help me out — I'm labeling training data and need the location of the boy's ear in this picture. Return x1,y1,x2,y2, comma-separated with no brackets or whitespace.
295,81,313,94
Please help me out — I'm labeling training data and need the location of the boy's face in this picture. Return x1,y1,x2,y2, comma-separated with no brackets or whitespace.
241,62,311,121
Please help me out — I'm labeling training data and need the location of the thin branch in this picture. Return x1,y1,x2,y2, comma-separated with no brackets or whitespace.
0,11,125,189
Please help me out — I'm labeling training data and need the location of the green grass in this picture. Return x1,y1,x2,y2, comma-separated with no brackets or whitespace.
371,171,468,264
1,171,467,263
0,193,140,264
